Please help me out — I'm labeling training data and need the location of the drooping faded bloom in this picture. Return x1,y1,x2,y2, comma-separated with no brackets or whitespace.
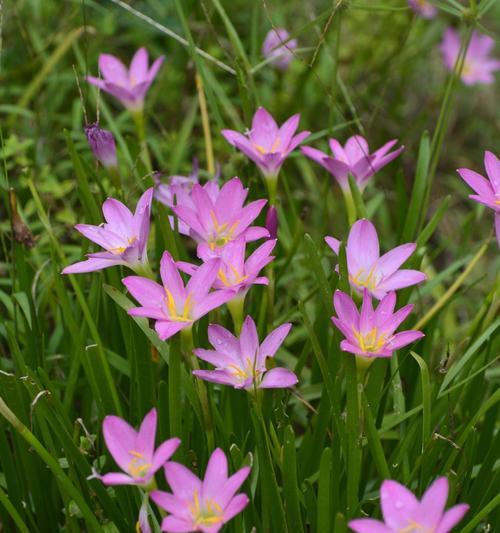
93,408,180,486
408,0,437,19
331,290,424,359
262,28,297,70
85,123,118,169
123,251,234,340
221,108,310,182
301,135,404,192
172,177,269,259
349,477,469,533
177,237,276,295
193,316,298,390
457,151,500,247
62,188,153,274
87,47,164,111
325,219,426,299
151,448,250,533
441,29,500,86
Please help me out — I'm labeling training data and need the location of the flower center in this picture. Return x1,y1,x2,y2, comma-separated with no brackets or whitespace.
353,327,388,353
127,451,151,479
218,265,248,288
165,289,194,322
208,210,239,250
189,489,226,528
108,235,137,255
253,136,281,155
227,356,261,386
349,267,378,291
399,522,434,533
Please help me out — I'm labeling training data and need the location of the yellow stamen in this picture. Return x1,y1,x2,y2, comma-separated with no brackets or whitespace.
188,489,226,528
217,265,248,287
253,136,280,155
398,521,434,533
164,289,194,322
207,210,240,249
127,450,151,478
353,327,387,353
349,266,377,291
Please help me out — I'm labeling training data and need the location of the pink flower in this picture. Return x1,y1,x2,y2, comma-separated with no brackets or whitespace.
301,135,404,192
331,289,424,359
221,107,310,180
93,408,180,486
193,316,298,390
349,477,469,533
87,47,164,111
325,219,426,299
177,237,276,295
441,29,500,86
62,188,153,274
151,448,250,532
172,177,269,259
408,0,438,19
85,123,118,169
262,28,297,70
123,251,234,340
457,151,500,247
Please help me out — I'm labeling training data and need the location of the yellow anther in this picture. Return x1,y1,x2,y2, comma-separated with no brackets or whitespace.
164,289,194,323
189,490,226,528
353,327,387,353
350,266,377,291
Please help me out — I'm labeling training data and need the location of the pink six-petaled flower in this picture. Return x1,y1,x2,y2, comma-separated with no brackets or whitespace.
262,28,298,70
151,448,250,533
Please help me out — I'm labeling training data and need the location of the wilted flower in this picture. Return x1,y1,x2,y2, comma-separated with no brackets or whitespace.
92,408,180,486
62,188,153,274
151,448,250,533
408,0,437,19
172,177,268,259
457,151,500,247
85,123,118,169
123,251,234,340
262,28,297,70
349,477,469,533
441,29,500,86
265,206,278,239
193,315,298,390
87,47,164,111
177,237,276,295
301,135,404,192
331,289,424,360
325,219,426,299
221,108,310,195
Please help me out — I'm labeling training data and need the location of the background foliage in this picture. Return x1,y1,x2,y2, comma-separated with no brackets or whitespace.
0,0,499,531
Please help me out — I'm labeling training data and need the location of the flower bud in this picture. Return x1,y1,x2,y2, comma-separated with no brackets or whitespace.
265,206,278,239
85,123,118,169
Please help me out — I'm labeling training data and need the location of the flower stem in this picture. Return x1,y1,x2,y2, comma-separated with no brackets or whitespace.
132,109,152,175
264,175,278,206
341,188,357,227
195,73,215,175
227,294,245,334
181,327,215,451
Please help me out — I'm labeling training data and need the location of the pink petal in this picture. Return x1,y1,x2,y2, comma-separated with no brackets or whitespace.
277,113,300,149
122,276,165,307
215,178,248,221
239,316,259,364
380,480,419,529
329,138,349,163
129,47,149,83
221,129,249,147
74,223,119,250
223,493,249,521
249,107,279,150
99,54,128,85
245,239,276,276
418,477,449,528
150,491,185,515
457,168,494,197
333,290,359,325
208,324,241,359
325,236,340,255
62,256,123,274
193,348,236,368
102,415,137,473
234,199,268,235
147,55,164,83
347,219,380,274
99,472,138,486
172,205,207,237
259,367,298,388
436,504,469,533
244,226,270,242
375,292,397,323
258,322,292,362
484,150,500,193
160,251,186,302
102,198,134,231
128,306,166,320
344,135,370,166
375,243,416,278
287,130,311,153
161,515,193,533
186,258,220,299
388,330,424,350
217,466,251,508
377,270,427,293
359,290,375,335
380,304,414,335
151,438,181,472
134,188,154,256
193,369,239,387
136,408,157,461
348,518,391,533
155,321,188,341
193,290,234,318
202,448,228,501
164,462,202,500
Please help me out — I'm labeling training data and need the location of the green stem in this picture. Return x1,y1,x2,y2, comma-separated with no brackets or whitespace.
132,261,155,280
107,165,122,191
181,328,215,450
264,174,278,206
132,109,152,175
227,294,245,334
341,188,357,226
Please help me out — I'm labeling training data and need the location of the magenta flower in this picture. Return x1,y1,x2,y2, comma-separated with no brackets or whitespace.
331,289,424,359
221,107,310,181
85,123,118,169
177,237,276,295
408,0,437,19
151,448,250,532
62,188,153,274
441,29,500,86
193,316,297,390
262,28,298,70
349,477,469,533
87,47,164,111
325,219,426,299
123,251,234,340
302,135,404,192
94,408,180,486
457,151,500,247
172,177,269,259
